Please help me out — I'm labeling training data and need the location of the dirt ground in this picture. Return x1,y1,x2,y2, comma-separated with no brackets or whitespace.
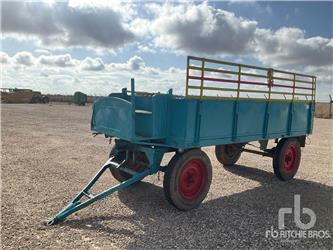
1,104,332,249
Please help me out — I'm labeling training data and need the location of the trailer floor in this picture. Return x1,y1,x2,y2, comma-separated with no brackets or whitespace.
1,104,332,249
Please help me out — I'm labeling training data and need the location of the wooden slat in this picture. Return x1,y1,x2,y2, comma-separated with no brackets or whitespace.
272,83,313,90
273,76,313,84
188,56,269,71
185,56,316,102
188,76,269,87
274,69,315,78
188,85,236,92
188,66,268,79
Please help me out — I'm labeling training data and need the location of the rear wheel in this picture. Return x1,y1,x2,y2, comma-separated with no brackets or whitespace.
273,138,301,181
163,149,212,211
215,144,244,166
109,146,148,182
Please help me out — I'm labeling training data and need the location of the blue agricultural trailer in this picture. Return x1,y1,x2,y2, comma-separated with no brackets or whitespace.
48,56,316,225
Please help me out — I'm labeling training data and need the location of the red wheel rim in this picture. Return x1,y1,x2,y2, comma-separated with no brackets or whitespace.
179,159,207,201
283,144,298,172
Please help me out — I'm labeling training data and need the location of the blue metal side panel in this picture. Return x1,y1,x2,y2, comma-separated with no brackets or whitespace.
166,99,313,148
152,95,169,138
199,100,234,140
91,93,314,149
307,102,315,134
185,101,199,144
91,97,133,140
236,100,266,138
166,99,197,147
135,112,152,137
92,93,171,140
134,94,169,138
135,95,153,111
291,102,310,132
134,95,153,138
167,99,187,146
268,102,290,135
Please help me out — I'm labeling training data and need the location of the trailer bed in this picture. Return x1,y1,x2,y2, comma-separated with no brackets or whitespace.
92,95,314,148
92,56,315,148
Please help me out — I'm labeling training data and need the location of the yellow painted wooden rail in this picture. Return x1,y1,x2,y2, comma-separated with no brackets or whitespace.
185,56,316,102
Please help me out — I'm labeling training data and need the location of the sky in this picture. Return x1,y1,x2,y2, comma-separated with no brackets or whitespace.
1,0,332,101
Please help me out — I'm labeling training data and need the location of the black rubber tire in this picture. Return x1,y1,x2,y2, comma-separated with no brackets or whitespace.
34,96,42,103
109,146,148,182
109,147,130,182
42,96,49,104
31,96,38,103
215,144,243,166
273,138,301,181
163,149,212,211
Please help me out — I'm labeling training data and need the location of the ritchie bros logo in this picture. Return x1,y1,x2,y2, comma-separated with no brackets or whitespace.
265,194,331,240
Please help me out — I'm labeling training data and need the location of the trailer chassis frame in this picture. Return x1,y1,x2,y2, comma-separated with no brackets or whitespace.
47,143,168,225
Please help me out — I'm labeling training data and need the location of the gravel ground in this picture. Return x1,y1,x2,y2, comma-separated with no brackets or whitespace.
1,104,332,249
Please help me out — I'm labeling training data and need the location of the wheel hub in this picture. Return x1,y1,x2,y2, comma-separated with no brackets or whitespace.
179,159,207,201
283,144,297,171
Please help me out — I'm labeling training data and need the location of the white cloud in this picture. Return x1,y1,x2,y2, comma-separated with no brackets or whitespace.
302,64,333,101
1,2,331,99
109,55,145,71
304,65,332,85
1,1,137,51
2,1,332,71
80,57,105,71
108,55,161,75
254,27,333,67
147,2,257,55
2,49,330,100
67,0,137,21
13,51,35,66
0,52,10,64
4,52,150,74
128,56,145,70
39,54,77,67
1,51,185,95
138,44,156,53
130,18,151,38
34,49,51,55
40,70,49,77
145,2,332,69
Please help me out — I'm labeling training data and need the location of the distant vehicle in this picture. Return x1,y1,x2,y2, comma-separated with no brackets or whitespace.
73,91,87,106
0,88,49,104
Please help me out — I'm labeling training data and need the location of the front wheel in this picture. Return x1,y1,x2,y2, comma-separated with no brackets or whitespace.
163,149,212,211
109,146,148,182
273,138,301,181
